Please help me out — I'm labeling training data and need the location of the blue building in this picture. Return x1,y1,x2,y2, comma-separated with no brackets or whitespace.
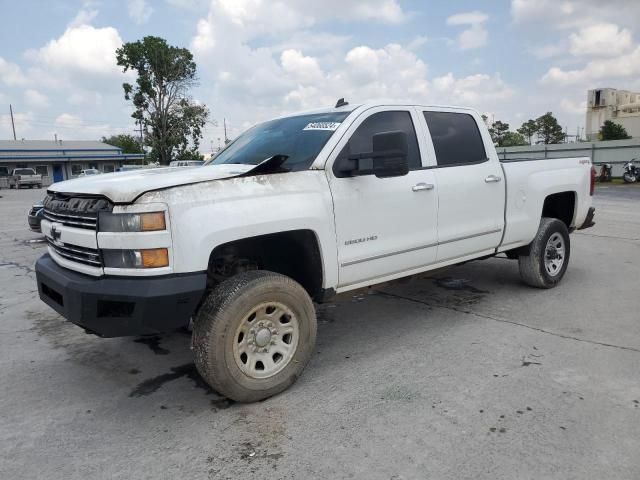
0,140,145,187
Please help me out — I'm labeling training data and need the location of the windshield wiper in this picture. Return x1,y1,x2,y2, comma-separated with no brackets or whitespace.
240,154,290,176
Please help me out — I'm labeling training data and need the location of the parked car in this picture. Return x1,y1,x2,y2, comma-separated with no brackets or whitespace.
169,160,204,167
9,168,42,189
28,200,45,232
35,101,595,402
78,169,101,177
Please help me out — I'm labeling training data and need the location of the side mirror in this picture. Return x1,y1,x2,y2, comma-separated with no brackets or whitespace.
335,130,410,178
371,130,409,178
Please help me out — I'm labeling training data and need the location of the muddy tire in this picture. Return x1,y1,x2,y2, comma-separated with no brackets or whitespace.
518,217,570,289
192,270,317,402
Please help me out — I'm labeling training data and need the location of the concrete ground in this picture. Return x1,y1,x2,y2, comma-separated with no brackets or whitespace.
1,185,639,480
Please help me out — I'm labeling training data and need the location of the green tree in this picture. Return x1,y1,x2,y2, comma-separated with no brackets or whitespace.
517,119,537,145
116,36,209,164
101,134,143,154
501,131,528,147
535,112,565,144
489,120,510,146
599,120,631,140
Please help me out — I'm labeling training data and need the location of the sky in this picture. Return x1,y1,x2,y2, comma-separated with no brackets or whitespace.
1,0,639,152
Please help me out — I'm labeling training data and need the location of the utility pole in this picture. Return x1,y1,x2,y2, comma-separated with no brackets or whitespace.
138,119,144,148
9,104,16,140
223,118,228,144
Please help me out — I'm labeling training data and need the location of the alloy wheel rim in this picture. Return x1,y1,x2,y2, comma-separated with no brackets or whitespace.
232,302,299,379
544,232,565,276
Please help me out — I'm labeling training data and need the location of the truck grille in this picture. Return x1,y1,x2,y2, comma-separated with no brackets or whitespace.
43,210,97,229
47,238,102,267
43,194,112,231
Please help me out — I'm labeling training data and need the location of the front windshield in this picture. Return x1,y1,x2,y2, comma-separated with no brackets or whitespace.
207,111,351,171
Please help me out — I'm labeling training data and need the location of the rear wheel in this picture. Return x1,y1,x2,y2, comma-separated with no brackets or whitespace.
518,217,570,288
192,270,317,402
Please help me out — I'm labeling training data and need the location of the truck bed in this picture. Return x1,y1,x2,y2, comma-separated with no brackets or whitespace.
499,156,592,251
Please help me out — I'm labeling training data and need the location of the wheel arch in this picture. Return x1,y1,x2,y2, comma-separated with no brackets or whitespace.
206,229,325,300
541,191,577,228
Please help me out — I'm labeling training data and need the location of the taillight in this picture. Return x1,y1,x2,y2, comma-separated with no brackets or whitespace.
590,166,596,196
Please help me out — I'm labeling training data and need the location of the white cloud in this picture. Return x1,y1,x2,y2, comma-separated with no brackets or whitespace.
68,7,98,28
433,72,514,104
560,98,586,115
192,0,406,53
51,113,132,140
511,0,574,25
0,111,33,139
31,24,124,76
166,0,209,9
569,23,633,56
24,89,50,108
407,35,428,50
128,0,154,24
446,11,489,50
529,43,565,59
188,0,514,146
0,57,28,86
447,11,489,26
281,50,324,84
541,46,640,86
511,0,640,29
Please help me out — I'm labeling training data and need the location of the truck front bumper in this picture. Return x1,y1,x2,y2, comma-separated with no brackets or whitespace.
35,254,207,337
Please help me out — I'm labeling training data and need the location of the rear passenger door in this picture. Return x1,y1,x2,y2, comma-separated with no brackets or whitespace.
422,109,505,262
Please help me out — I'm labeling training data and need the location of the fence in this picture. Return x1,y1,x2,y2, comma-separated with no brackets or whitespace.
497,138,640,177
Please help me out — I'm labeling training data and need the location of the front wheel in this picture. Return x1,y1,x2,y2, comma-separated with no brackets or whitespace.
623,172,636,183
518,217,570,288
192,270,317,402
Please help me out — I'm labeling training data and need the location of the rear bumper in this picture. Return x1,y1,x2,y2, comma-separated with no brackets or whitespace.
577,207,596,230
35,254,206,337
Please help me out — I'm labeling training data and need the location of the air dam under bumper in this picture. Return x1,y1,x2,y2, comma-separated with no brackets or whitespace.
36,254,207,337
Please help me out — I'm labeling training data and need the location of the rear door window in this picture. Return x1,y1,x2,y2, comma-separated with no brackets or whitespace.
423,111,487,167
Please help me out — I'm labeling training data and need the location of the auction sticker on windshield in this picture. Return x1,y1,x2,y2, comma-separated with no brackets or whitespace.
303,122,341,131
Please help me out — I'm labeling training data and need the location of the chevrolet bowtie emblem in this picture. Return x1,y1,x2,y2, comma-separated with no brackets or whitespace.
51,224,61,242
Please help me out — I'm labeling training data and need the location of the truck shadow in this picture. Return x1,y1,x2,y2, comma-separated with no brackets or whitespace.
29,258,516,410
125,259,517,406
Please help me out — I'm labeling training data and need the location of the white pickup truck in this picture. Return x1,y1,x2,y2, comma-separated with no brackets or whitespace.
35,101,595,402
9,168,42,189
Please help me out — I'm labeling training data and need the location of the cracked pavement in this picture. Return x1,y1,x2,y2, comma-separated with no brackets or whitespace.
1,185,639,479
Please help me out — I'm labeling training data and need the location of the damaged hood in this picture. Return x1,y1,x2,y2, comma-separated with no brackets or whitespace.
48,164,255,203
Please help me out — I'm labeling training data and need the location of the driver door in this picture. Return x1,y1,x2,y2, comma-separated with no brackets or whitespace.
327,107,439,289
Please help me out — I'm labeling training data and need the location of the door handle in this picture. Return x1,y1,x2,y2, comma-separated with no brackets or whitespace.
412,183,434,192
485,175,502,183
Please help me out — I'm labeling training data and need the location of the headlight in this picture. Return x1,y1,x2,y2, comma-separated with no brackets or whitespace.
99,212,166,232
102,248,169,268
